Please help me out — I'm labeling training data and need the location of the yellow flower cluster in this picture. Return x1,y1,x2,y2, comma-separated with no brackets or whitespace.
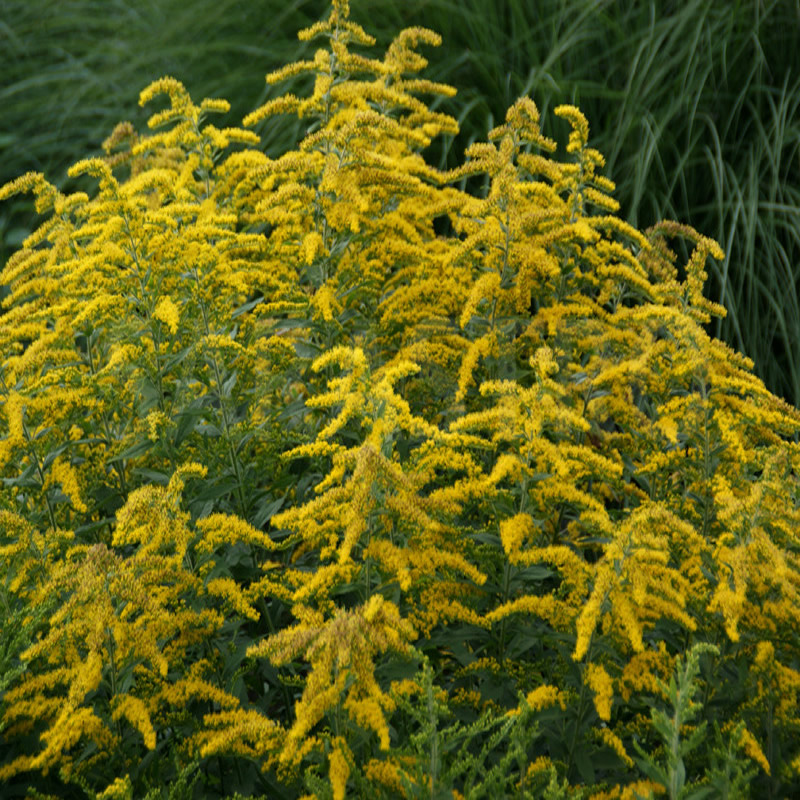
1,0,800,796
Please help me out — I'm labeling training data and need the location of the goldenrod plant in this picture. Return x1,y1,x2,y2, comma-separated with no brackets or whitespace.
2,1,800,797
5,0,799,406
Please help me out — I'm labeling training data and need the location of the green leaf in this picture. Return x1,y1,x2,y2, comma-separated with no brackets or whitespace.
173,399,209,446
108,439,153,463
232,296,264,317
573,747,596,784
132,468,169,485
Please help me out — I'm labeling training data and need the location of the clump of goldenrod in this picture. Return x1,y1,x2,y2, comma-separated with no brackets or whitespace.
1,0,800,796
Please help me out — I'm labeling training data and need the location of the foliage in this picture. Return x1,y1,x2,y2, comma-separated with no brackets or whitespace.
2,0,800,404
2,1,800,796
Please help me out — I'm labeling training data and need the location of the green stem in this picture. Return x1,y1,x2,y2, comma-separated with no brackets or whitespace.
566,636,593,779
22,420,57,532
249,549,294,722
192,268,248,519
698,376,712,539
85,331,129,497
122,212,169,417
427,674,439,799
106,626,124,740
497,560,512,663
0,372,58,529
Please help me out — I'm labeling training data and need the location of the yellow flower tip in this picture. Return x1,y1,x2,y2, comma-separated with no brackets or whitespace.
506,96,540,126
394,26,443,49
740,727,770,775
595,728,634,768
572,610,596,662
4,391,25,448
297,20,330,43
102,120,137,154
0,171,48,202
459,272,501,329
221,126,260,146
200,97,231,115
362,594,385,623
67,158,114,183
112,695,157,751
531,345,558,379
655,415,679,444
329,738,351,800
97,776,133,800
554,104,589,149
172,461,209,486
499,513,535,560
754,641,774,670
707,238,725,262
48,457,88,513
301,231,325,265
139,76,189,107
333,0,350,18
586,663,614,721
525,685,562,712
154,295,181,334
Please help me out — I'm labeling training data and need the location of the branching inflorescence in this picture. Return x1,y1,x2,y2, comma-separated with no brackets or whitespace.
1,1,799,797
